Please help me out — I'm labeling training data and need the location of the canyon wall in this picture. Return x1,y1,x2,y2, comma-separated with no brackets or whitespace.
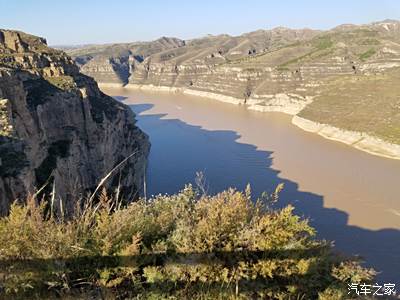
68,20,400,159
0,30,150,214
69,21,400,115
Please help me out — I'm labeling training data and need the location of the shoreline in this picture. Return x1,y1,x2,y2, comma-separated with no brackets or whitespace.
124,84,307,114
292,116,400,160
124,83,245,105
101,83,400,161
98,82,126,88
248,103,302,115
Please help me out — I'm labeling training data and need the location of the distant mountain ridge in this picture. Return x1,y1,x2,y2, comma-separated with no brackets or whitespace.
63,27,322,85
64,37,185,85
63,20,400,87
64,20,400,159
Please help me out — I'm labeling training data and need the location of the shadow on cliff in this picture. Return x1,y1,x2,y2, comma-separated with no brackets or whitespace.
129,103,400,284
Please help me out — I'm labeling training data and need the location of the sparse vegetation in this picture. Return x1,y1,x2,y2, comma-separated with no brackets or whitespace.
45,75,75,90
0,138,28,177
0,185,374,299
88,94,123,123
276,36,335,70
0,99,12,137
313,36,334,50
299,67,400,144
359,38,380,46
358,48,376,61
24,78,61,110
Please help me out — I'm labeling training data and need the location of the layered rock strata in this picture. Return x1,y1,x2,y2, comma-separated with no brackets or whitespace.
0,30,150,214
68,20,400,159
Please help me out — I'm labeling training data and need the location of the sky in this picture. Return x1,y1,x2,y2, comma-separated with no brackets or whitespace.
1,0,399,45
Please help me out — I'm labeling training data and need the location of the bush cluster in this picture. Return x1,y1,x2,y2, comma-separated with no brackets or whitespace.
0,185,374,299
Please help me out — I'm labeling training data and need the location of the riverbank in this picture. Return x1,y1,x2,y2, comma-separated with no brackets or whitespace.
102,83,400,160
98,82,125,88
124,84,311,113
125,83,245,105
292,116,400,160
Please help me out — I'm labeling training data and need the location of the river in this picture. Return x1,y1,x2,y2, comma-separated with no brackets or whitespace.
103,87,400,284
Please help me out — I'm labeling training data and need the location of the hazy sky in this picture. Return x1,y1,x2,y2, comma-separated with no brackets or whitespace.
1,0,399,45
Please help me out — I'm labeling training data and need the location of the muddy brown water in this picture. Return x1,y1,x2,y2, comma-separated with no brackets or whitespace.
103,87,400,284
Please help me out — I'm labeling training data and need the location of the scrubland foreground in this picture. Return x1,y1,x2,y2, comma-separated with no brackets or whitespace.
0,185,374,299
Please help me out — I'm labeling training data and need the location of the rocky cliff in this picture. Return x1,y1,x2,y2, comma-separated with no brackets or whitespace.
65,37,185,86
127,21,400,112
68,20,400,159
68,21,400,114
0,30,150,214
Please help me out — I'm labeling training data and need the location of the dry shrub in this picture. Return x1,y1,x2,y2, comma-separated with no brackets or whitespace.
0,185,374,299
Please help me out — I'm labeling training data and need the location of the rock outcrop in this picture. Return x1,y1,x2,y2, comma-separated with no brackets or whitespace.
65,37,185,86
0,30,150,214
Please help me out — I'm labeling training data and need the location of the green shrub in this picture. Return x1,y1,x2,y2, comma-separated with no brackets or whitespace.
0,185,374,299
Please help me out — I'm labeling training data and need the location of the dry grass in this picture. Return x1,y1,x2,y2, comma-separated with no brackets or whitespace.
0,183,374,299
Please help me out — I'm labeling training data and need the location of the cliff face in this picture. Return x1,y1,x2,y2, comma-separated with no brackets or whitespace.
126,21,400,113
0,30,150,214
66,37,185,86
126,28,322,113
66,20,400,158
69,20,400,115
